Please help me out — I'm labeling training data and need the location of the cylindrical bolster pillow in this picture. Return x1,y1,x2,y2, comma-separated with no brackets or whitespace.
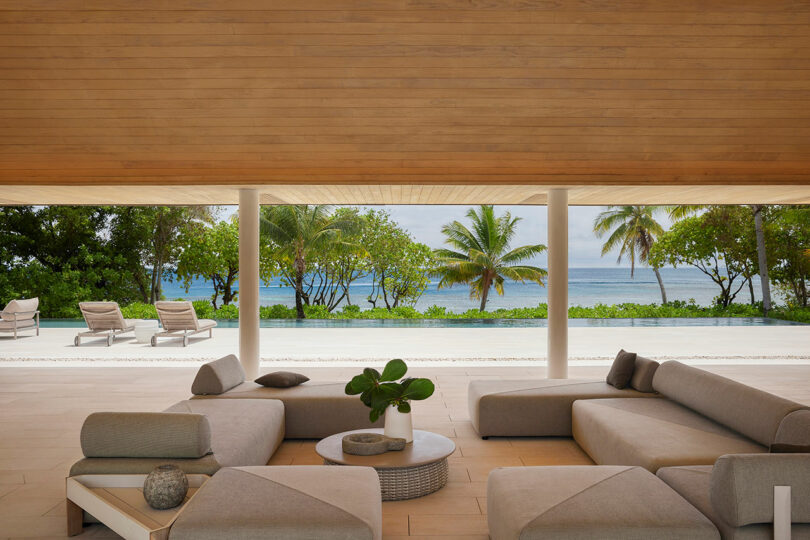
191,354,246,395
81,412,212,458
710,453,810,527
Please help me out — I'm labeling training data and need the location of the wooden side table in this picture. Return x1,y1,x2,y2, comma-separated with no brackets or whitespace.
315,429,456,501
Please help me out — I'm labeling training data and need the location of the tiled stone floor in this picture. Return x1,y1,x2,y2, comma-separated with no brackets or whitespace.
1,363,809,539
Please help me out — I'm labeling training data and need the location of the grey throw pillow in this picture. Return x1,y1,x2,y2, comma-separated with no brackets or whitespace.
255,371,309,388
606,349,637,389
630,355,660,393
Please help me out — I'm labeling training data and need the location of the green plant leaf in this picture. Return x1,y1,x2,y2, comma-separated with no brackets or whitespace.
380,359,407,382
359,388,374,407
345,381,361,395
363,367,381,381
349,374,374,393
397,401,411,413
401,378,435,401
369,406,386,423
400,377,415,390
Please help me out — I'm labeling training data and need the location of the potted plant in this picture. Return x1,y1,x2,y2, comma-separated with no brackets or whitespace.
345,359,435,443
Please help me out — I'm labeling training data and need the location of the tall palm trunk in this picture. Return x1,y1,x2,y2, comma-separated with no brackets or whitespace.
751,205,772,315
653,266,667,304
479,274,491,311
293,251,306,319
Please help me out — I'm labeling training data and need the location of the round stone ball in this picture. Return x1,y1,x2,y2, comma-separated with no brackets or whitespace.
143,464,189,510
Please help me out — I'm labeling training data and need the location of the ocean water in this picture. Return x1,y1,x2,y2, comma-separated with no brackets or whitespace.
162,267,774,312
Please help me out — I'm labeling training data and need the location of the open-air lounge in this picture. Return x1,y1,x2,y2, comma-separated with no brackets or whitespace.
2,0,810,539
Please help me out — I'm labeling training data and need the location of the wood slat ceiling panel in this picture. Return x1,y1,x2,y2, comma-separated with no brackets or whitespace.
1,0,809,201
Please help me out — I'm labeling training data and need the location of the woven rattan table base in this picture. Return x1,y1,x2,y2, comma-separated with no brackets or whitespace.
324,457,449,501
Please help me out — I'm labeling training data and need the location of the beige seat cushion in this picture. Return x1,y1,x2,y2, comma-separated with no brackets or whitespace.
1,298,38,321
192,381,382,438
70,398,284,476
169,466,381,540
573,398,765,472
488,465,719,540
0,318,35,329
469,379,657,437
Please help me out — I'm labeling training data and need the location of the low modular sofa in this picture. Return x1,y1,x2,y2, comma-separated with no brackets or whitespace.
68,354,385,538
471,359,809,472
478,357,810,539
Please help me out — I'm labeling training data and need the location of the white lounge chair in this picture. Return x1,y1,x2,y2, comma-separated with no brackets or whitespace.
0,298,40,339
153,301,217,347
76,302,137,346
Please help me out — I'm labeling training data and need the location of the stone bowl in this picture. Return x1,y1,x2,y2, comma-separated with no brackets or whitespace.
342,433,406,456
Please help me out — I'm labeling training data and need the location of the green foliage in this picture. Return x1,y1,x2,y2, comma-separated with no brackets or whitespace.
193,300,215,319
176,219,241,309
344,359,435,422
768,206,810,307
433,205,546,311
120,302,158,319
214,304,239,319
260,304,296,318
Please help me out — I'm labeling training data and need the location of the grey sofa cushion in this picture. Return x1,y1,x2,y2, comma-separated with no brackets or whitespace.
711,453,810,527
255,371,309,388
80,412,212,458
606,349,637,389
488,465,719,540
652,361,806,447
191,354,246,395
165,399,284,468
773,409,810,447
468,379,657,437
69,455,222,477
573,398,765,472
192,381,382,439
169,466,382,540
630,355,659,393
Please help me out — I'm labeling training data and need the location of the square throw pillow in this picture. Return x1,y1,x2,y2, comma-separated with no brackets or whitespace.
255,371,309,388
606,349,637,389
630,355,660,393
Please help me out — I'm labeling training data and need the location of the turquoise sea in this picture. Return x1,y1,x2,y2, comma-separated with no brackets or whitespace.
162,267,774,312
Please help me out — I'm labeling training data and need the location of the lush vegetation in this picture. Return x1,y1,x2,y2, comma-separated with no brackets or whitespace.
2,203,809,321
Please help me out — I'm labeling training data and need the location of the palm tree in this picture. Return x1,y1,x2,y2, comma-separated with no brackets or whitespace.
260,205,358,318
593,206,668,304
433,205,547,311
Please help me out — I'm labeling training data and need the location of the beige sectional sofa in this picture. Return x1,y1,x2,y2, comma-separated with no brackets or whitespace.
573,361,807,471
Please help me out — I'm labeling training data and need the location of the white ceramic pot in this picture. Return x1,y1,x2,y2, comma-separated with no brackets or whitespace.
384,404,413,443
134,320,159,344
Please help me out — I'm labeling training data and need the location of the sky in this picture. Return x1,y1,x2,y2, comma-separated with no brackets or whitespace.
222,205,675,268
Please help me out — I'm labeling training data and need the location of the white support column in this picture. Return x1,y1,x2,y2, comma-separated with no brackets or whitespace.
547,189,568,379
238,189,260,379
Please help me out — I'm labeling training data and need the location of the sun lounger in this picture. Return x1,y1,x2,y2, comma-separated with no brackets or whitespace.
153,301,217,347
76,302,137,346
0,298,40,339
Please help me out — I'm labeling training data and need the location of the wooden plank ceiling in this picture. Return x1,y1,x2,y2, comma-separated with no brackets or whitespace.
1,0,809,204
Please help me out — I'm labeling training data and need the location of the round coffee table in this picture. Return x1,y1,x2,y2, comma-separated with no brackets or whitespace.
315,429,455,501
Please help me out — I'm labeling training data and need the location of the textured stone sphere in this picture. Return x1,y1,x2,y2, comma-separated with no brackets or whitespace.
143,464,188,510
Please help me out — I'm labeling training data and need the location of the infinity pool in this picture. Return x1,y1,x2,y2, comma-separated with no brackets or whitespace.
40,317,805,329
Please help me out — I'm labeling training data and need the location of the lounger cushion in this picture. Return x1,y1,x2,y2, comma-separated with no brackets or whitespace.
606,349,637,389
630,355,659,393
191,354,246,395
652,361,806,447
255,371,310,388
573,398,765,472
169,466,382,540
710,454,810,527
659,463,810,539
165,399,284,468
192,381,382,439
468,379,656,437
1,298,38,321
488,466,719,540
0,318,36,329
80,412,211,459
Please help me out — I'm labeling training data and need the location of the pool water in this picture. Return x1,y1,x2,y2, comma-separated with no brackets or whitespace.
40,317,805,329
